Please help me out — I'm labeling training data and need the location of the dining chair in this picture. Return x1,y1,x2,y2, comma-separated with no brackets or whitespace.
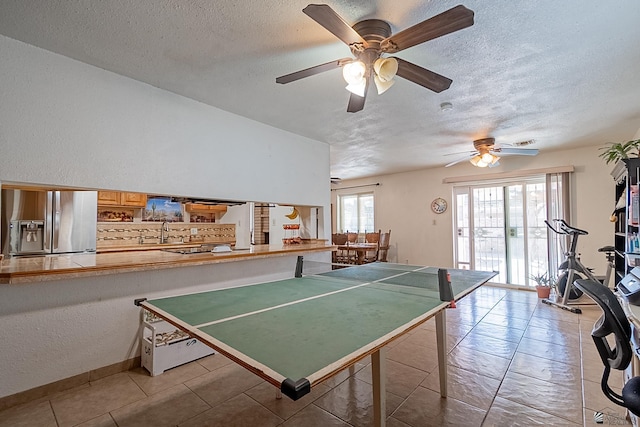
346,232,358,244
363,231,381,263
332,233,355,264
377,229,391,262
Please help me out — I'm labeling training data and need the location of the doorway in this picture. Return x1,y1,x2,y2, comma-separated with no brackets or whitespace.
454,178,549,286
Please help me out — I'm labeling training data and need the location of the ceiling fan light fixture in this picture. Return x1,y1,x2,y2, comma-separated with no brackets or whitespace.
346,79,367,97
471,152,500,168
373,57,398,82
374,74,394,94
470,155,486,167
480,152,494,163
342,61,366,85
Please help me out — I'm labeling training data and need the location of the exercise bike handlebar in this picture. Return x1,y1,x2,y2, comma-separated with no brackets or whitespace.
545,219,589,236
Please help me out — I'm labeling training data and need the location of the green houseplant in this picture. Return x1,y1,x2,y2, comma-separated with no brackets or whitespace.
530,273,556,298
599,139,640,165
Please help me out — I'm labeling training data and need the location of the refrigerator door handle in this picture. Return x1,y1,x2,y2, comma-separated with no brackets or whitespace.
45,191,53,252
52,191,60,252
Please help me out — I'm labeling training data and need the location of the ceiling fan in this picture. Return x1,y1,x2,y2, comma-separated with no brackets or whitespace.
276,4,474,113
445,138,540,168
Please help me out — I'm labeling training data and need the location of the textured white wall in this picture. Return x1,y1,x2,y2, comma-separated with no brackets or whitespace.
0,35,329,208
0,35,332,398
332,145,614,278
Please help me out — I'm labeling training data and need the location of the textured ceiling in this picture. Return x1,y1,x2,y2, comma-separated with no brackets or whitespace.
1,1,639,179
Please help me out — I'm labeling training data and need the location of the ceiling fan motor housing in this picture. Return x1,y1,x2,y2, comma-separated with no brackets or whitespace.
473,138,496,152
350,19,392,65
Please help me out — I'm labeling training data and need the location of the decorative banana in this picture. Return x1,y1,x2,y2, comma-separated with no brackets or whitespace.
285,207,299,220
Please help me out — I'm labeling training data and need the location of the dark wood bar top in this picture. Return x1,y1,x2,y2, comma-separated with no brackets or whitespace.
0,242,334,284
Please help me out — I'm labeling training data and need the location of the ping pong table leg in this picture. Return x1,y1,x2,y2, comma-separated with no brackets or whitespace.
371,347,387,427
435,309,447,398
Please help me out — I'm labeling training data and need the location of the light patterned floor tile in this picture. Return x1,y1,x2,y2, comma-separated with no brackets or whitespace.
50,373,146,427
484,396,581,426
496,370,582,424
392,385,486,427
110,384,210,427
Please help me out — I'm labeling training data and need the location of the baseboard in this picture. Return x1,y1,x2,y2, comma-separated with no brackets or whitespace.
0,356,140,412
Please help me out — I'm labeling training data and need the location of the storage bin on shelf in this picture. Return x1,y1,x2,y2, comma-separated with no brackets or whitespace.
627,253,640,268
282,223,301,244
140,310,214,376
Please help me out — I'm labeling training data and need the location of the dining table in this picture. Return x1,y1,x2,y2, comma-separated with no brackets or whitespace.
336,243,379,264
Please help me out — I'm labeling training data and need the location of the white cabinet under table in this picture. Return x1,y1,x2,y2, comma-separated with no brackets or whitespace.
140,310,214,376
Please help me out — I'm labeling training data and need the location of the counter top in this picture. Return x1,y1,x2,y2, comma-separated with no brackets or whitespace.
0,243,335,284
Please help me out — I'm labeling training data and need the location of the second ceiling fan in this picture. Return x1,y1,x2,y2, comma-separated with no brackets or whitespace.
276,4,474,112
445,138,540,168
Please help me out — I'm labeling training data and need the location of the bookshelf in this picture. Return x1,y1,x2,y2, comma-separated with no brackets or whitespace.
611,158,640,285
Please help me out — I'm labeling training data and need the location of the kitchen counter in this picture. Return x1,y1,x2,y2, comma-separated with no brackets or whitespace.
0,242,334,284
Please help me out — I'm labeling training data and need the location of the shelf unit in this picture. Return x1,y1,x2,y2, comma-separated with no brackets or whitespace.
611,159,640,285
140,310,214,376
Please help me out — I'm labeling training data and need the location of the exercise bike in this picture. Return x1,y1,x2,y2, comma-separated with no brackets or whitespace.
543,219,615,314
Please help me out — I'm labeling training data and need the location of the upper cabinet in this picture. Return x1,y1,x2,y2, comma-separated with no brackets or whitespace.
98,191,147,208
121,192,147,207
185,203,227,213
97,191,120,205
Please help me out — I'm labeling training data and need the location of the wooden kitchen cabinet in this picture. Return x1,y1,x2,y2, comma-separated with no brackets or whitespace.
121,192,147,207
98,191,147,208
97,191,121,206
185,203,227,213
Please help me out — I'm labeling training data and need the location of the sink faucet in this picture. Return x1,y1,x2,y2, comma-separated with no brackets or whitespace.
160,221,169,244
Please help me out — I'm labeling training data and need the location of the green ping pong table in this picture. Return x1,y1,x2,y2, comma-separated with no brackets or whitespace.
136,258,496,426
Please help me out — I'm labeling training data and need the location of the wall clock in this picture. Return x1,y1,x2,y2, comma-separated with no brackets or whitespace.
431,197,447,214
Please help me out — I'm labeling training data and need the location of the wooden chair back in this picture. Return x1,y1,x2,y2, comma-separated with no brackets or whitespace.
363,231,381,263
365,232,380,244
332,233,348,245
378,229,391,262
332,233,355,264
346,232,358,243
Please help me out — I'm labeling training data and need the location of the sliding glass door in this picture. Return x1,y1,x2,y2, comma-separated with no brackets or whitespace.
454,178,549,286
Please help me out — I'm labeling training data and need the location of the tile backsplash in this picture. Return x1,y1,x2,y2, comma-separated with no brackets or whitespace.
96,222,235,248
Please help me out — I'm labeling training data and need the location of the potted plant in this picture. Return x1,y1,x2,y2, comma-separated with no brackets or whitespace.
530,273,555,298
599,139,640,165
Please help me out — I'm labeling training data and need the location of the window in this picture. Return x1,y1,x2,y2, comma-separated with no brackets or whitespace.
338,193,374,233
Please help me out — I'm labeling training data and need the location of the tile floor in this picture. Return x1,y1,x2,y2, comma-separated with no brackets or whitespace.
0,286,633,426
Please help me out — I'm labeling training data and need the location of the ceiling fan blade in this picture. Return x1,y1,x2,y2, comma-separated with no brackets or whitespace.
303,4,369,49
445,153,475,167
347,79,370,113
380,5,474,53
493,148,539,156
394,57,452,93
276,58,353,84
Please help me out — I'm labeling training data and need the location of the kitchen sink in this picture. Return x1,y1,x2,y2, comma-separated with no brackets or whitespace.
162,244,248,255
162,246,212,254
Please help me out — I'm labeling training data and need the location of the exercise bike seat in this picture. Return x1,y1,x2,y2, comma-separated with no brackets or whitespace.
598,245,615,253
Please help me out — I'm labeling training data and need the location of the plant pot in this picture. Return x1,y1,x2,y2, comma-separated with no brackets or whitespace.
536,286,551,299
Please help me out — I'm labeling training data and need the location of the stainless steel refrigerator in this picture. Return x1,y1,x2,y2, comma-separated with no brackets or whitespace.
1,189,97,256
